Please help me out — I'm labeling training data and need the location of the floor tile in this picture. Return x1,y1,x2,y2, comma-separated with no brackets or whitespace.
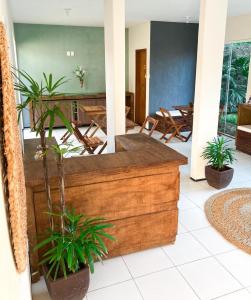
135,268,199,300
215,289,251,300
185,189,217,208
89,257,131,291
87,280,142,300
178,257,241,300
122,247,173,278
217,250,251,287
179,207,210,231
163,232,210,265
191,227,236,255
177,222,188,234
178,193,197,210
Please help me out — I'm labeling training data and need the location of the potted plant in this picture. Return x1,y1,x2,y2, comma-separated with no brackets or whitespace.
35,142,115,300
14,71,115,299
201,136,236,189
36,210,115,300
74,65,86,88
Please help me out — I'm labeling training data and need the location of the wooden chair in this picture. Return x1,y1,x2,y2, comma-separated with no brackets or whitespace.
159,107,188,143
139,116,159,137
96,106,135,134
61,120,100,144
71,123,106,155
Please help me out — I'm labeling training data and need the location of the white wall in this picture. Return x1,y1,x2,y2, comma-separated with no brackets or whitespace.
225,14,251,100
128,22,151,117
225,14,251,43
0,0,31,299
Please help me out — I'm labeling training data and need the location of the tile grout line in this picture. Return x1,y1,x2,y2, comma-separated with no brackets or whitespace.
87,277,133,295
160,246,202,300
121,256,145,300
210,287,250,300
189,231,246,289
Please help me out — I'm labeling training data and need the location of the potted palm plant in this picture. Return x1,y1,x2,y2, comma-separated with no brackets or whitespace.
36,210,114,300
35,142,115,300
201,137,236,189
14,71,115,299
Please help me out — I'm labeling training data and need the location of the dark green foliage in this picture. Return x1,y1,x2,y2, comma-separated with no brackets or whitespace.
35,210,115,280
220,43,251,113
201,137,235,171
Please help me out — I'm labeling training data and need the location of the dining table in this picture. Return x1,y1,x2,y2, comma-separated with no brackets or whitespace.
79,105,135,134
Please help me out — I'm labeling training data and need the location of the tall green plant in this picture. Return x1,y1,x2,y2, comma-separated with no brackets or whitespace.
14,70,72,230
51,142,81,234
35,142,115,280
220,47,250,113
201,137,235,171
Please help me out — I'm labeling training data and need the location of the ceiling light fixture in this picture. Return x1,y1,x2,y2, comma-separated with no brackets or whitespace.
64,8,72,17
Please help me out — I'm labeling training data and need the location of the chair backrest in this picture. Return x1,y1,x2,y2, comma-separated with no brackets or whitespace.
160,107,176,126
139,116,159,137
72,122,84,142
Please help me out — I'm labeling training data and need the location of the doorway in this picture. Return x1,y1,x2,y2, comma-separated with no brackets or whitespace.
135,49,147,125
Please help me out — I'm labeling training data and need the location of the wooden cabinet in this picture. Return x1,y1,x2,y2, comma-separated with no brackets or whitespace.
29,92,134,128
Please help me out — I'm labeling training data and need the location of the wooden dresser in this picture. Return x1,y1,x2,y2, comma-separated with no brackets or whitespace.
24,134,187,282
29,92,135,128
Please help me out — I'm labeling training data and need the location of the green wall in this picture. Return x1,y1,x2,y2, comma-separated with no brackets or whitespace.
14,23,129,127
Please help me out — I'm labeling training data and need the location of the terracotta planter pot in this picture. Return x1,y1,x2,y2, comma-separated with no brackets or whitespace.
205,165,234,189
43,264,90,300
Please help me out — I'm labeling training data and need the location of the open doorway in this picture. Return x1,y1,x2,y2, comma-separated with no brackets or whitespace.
135,49,147,125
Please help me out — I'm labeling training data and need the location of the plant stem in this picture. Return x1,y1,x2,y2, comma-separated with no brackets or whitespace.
40,128,54,231
57,153,65,235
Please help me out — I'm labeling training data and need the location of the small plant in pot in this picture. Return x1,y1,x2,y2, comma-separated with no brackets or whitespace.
35,210,115,300
201,137,236,189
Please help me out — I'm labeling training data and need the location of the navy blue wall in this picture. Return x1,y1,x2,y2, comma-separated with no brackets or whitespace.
149,21,198,115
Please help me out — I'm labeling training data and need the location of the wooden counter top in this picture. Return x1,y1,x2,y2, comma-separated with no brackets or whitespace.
41,91,133,101
24,133,187,188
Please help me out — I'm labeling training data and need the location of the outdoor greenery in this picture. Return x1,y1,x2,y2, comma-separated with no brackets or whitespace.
220,43,251,114
35,210,115,279
201,137,235,171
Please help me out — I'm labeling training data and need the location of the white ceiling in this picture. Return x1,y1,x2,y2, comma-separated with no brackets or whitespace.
9,0,251,27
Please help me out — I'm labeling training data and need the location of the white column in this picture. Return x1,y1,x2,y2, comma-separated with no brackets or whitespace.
104,0,126,152
191,0,228,180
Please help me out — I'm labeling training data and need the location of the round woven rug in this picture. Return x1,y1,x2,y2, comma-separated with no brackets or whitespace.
205,188,251,254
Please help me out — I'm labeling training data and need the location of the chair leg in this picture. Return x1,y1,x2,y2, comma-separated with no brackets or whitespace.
98,141,107,154
183,131,192,142
165,130,177,143
160,126,172,140
61,131,72,143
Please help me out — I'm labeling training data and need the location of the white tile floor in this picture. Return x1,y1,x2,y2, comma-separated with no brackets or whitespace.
25,127,251,300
